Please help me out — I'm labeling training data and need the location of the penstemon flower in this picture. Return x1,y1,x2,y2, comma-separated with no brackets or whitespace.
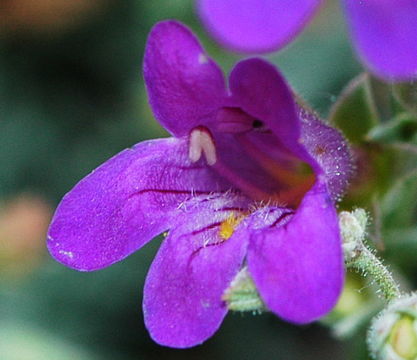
197,0,417,81
47,21,353,348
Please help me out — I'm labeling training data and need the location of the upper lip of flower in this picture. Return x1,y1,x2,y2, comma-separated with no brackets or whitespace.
46,20,353,348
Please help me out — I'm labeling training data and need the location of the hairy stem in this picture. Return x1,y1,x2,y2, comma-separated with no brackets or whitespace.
346,246,401,302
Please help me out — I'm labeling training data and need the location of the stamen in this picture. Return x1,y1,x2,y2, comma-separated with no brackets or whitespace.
189,127,217,165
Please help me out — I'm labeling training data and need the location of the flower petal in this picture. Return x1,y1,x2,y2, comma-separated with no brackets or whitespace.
143,197,248,348
212,133,301,201
144,20,227,136
226,58,317,203
197,0,322,53
229,58,353,200
247,182,344,323
229,58,302,153
299,108,353,201
47,138,231,271
343,0,417,81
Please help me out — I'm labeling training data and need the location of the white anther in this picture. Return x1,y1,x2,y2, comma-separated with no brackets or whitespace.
189,127,217,166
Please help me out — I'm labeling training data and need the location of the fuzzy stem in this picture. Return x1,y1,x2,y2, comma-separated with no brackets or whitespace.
346,246,401,302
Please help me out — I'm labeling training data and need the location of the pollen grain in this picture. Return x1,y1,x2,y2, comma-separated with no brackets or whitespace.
219,214,244,240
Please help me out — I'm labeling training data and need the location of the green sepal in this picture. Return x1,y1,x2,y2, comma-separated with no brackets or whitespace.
222,267,266,313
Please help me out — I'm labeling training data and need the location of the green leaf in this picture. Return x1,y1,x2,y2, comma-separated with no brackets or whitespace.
393,81,417,116
367,113,417,144
381,169,417,229
368,76,397,122
341,145,396,208
384,227,417,269
329,73,379,144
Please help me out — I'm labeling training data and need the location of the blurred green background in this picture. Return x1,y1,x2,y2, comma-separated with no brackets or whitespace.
0,0,363,359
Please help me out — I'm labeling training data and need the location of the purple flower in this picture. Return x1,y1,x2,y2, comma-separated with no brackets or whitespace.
197,0,417,81
47,20,352,348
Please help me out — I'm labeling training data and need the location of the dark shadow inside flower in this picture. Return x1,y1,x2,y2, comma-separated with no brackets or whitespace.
212,116,316,207
217,106,316,206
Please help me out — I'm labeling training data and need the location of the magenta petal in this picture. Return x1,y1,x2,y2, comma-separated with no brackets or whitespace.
47,138,230,271
197,0,322,53
247,182,344,323
226,58,354,201
144,21,227,136
343,0,417,80
229,58,302,151
299,108,353,200
143,201,248,348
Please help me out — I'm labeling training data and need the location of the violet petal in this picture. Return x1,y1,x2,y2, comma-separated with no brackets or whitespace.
197,0,322,53
343,0,417,80
47,138,231,271
247,182,344,323
299,108,353,201
229,58,307,159
143,198,248,348
211,133,301,201
144,20,227,136
229,58,353,200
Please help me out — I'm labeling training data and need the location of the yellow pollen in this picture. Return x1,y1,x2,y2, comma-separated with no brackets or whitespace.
219,214,244,240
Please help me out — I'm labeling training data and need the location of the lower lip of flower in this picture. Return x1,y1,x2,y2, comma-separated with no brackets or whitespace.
219,213,246,240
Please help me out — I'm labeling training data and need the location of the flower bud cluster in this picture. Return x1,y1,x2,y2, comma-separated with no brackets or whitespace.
222,267,265,313
339,209,368,262
368,294,417,360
